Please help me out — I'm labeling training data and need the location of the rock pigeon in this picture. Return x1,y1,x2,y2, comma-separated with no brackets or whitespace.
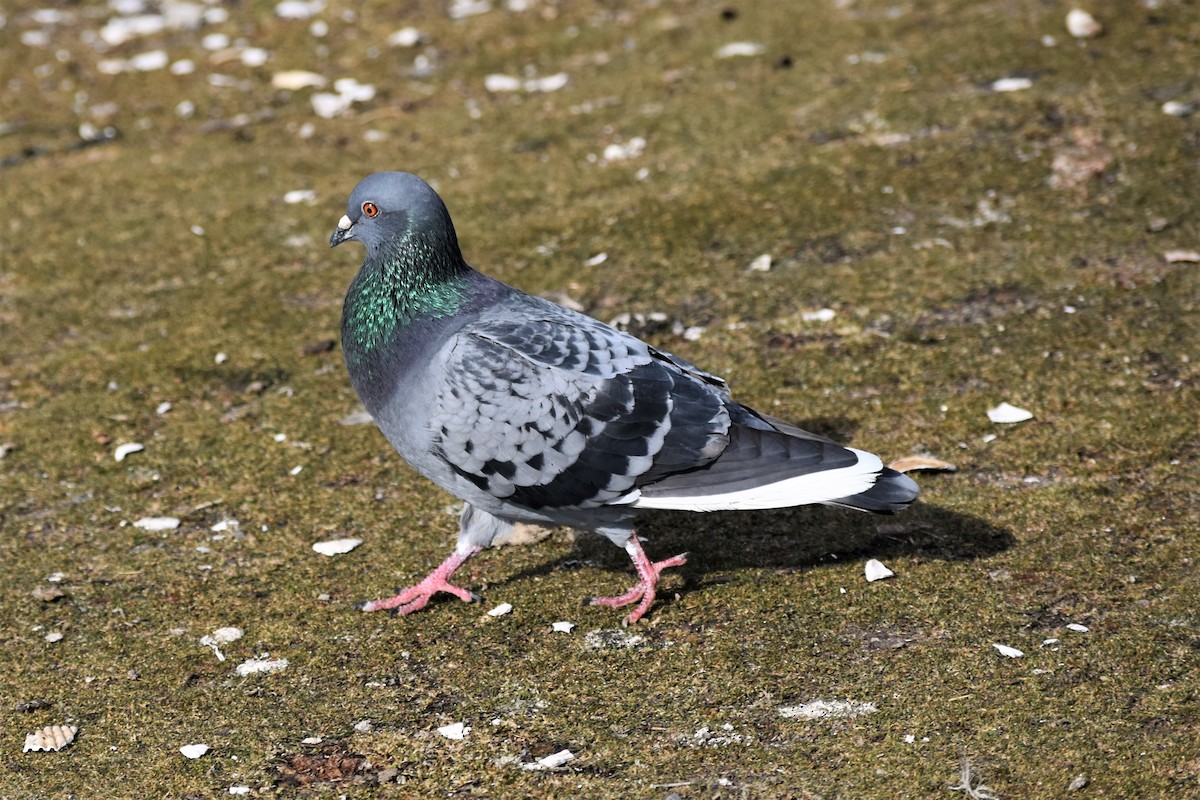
330,172,919,624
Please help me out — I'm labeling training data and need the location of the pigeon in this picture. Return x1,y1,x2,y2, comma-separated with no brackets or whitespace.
330,172,919,624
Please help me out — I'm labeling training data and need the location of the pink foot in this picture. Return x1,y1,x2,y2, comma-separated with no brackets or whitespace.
590,534,687,625
358,548,481,615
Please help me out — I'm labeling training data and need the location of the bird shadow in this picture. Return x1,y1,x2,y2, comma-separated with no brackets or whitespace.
497,493,1014,602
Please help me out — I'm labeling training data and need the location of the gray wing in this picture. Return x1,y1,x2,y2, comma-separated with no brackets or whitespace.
431,309,730,511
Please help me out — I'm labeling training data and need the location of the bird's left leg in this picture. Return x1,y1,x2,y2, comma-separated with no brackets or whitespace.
590,530,688,625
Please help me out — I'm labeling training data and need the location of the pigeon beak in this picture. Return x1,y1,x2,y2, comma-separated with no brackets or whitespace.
329,214,354,248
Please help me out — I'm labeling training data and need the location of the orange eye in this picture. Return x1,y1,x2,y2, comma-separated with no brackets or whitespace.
361,201,379,218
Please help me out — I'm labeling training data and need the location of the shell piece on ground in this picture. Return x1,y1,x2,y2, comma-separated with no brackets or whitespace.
235,657,289,676
180,743,209,759
864,559,895,582
311,537,362,556
778,700,878,720
23,725,78,752
993,643,1025,658
134,516,180,531
888,455,957,473
987,402,1034,423
437,722,470,740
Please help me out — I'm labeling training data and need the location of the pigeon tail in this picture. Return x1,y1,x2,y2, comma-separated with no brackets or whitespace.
826,467,920,513
627,424,889,512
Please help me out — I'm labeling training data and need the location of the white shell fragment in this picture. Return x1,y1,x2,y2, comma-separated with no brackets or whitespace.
1162,101,1193,118
484,74,522,92
180,743,209,759
747,253,772,272
888,455,957,473
44,632,64,643
801,308,837,323
134,516,181,531
1066,623,1090,633
1164,249,1200,263
779,700,878,720
449,0,492,20
310,93,346,118
272,70,327,90
114,442,144,462
864,559,895,582
987,402,1034,424
307,92,345,117
200,627,244,661
602,137,646,161
486,602,513,617
1065,9,1102,39
993,643,1025,658
387,27,423,47
583,252,608,267
235,657,289,676
283,189,317,204
437,722,470,740
990,77,1033,93
551,621,575,633
275,0,324,20
23,724,78,753
311,537,362,556
524,73,568,93
522,749,575,770
584,629,645,650
715,41,765,59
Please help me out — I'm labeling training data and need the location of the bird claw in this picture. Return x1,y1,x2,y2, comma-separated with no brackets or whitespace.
357,548,482,615
590,551,688,625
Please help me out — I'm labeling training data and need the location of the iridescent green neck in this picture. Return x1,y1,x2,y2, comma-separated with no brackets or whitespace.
342,233,470,365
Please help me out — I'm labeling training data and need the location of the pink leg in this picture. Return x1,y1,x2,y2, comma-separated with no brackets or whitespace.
590,533,687,625
358,547,482,615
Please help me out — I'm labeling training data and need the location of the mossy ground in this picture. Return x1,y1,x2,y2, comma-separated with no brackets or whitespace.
1,0,1197,797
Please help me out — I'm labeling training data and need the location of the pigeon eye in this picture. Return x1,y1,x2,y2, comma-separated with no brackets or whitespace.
362,201,379,218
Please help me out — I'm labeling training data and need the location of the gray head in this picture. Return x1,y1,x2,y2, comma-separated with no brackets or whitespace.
329,172,462,262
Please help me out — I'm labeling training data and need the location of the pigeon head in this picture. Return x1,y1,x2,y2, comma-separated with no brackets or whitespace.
329,172,463,266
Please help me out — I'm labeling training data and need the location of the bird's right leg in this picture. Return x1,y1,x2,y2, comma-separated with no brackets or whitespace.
357,504,511,615
357,545,482,614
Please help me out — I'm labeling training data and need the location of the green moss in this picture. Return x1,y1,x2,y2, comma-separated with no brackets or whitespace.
2,0,1198,796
